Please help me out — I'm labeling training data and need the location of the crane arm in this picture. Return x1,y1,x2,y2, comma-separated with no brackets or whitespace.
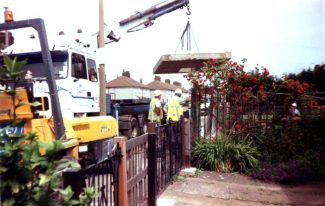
118,0,189,33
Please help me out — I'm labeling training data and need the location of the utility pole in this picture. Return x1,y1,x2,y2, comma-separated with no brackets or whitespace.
98,0,106,116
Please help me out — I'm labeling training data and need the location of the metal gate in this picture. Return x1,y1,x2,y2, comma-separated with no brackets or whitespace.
63,119,185,206
126,119,184,206
63,145,122,206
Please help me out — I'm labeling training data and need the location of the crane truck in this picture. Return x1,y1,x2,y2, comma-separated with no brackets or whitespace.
0,0,190,166
0,19,117,166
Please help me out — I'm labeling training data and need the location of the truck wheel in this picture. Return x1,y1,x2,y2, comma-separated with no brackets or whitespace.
130,117,140,138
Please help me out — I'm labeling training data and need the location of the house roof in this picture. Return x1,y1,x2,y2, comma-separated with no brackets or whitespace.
146,80,189,93
106,76,149,89
146,80,172,91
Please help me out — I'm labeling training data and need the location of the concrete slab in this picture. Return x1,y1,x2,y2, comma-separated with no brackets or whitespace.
179,167,198,177
153,52,232,74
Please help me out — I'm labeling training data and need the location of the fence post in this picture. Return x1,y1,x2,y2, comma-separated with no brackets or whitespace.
181,118,191,168
168,120,174,176
191,86,200,140
114,136,128,206
148,122,157,206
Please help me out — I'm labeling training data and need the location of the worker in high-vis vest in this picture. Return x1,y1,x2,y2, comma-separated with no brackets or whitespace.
148,89,163,123
164,88,184,122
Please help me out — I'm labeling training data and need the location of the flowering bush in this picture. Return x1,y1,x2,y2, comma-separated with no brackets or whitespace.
185,59,274,103
185,59,279,131
187,59,325,182
185,59,319,124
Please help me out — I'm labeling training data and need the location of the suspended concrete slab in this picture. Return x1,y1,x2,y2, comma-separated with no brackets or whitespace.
153,52,232,74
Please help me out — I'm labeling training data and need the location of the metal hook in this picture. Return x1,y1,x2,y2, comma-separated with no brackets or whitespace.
186,3,191,16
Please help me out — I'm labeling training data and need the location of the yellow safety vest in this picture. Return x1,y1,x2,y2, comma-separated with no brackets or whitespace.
148,98,162,122
166,96,183,122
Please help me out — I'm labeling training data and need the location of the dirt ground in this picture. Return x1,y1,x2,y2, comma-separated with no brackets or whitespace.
158,170,325,206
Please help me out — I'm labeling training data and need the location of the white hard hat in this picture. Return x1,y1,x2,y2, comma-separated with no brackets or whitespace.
175,88,182,95
291,102,297,107
153,89,162,96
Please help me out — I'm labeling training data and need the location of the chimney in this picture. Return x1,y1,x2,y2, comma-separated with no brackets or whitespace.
173,81,180,86
173,81,182,87
122,70,130,78
165,79,170,84
154,76,161,81
140,78,143,84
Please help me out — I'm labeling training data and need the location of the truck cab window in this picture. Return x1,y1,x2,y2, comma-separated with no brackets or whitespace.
71,53,87,79
87,59,98,82
0,51,69,79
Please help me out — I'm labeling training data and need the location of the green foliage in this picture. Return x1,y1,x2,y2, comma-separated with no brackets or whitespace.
0,55,26,84
0,55,96,205
191,134,260,173
188,59,325,183
250,150,325,183
292,64,325,92
236,119,325,183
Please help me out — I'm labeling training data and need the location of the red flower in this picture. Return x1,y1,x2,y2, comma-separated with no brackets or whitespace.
242,96,249,102
235,123,241,130
251,76,257,82
241,73,249,80
207,59,216,66
308,100,319,109
302,81,309,89
233,85,241,92
263,68,269,76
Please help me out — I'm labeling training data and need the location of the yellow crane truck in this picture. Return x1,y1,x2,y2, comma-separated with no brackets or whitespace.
0,18,117,166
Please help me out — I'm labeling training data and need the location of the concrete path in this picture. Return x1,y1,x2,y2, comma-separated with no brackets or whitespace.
158,170,325,206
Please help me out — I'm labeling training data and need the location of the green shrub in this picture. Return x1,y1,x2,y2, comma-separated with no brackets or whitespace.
249,150,325,183
0,130,96,206
0,55,96,206
241,117,325,183
191,134,260,173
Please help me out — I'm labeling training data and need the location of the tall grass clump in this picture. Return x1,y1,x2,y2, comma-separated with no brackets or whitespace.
191,134,260,173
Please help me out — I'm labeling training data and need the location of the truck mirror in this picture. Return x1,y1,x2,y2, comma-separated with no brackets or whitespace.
113,103,120,111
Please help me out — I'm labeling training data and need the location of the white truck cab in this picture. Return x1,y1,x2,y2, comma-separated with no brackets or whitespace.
2,33,100,119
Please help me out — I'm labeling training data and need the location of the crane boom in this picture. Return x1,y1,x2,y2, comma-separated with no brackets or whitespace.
118,0,189,33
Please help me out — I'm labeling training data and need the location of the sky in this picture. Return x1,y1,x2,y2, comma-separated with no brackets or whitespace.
1,0,324,89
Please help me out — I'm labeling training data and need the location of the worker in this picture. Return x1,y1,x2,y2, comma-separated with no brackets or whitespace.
290,102,301,121
148,89,163,124
164,88,184,122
